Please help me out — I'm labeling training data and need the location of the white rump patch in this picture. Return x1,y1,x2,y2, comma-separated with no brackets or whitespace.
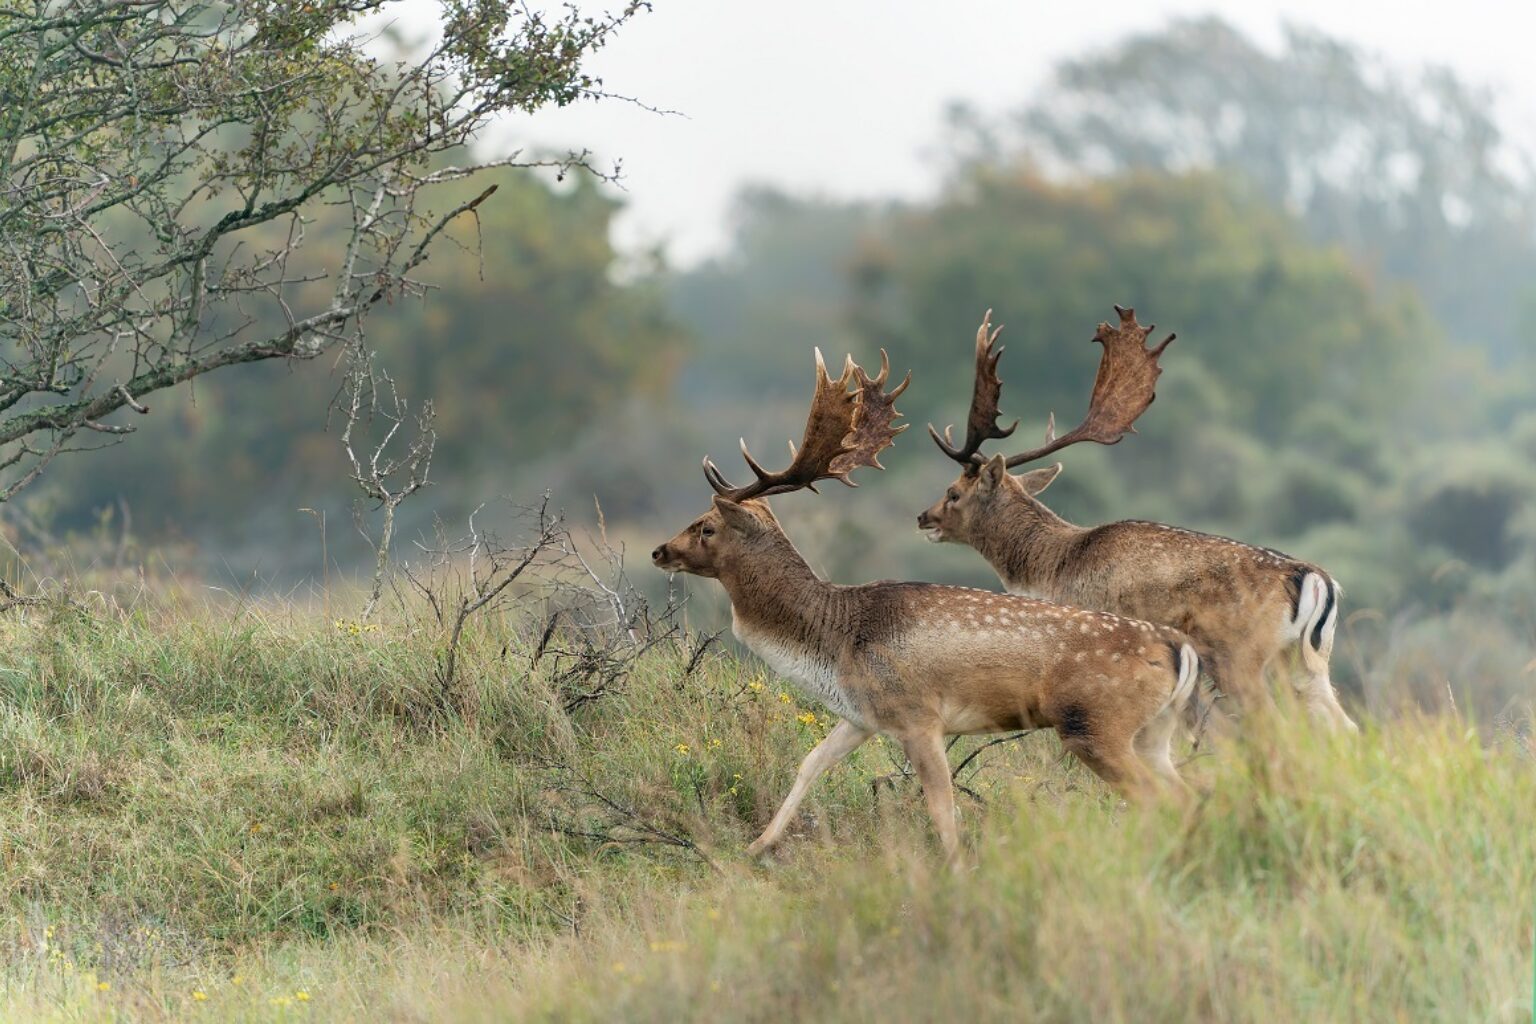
1285,572,1331,645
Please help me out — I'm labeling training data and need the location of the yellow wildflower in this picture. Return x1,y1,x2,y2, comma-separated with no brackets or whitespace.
192,991,208,1002
673,743,690,756
296,991,311,1002
777,692,792,704
706,737,722,750
796,712,816,726
747,679,765,692
96,982,110,992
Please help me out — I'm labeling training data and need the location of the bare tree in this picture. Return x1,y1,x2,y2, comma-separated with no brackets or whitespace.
0,0,645,503
336,343,435,620
402,493,697,719
404,495,566,713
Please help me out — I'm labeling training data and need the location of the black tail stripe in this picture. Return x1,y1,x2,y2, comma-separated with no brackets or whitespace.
1286,567,1309,622
1310,580,1336,650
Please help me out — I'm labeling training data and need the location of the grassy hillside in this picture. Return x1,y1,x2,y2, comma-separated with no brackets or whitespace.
0,600,1531,1022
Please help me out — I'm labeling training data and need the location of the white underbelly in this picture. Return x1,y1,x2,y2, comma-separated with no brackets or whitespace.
734,624,862,724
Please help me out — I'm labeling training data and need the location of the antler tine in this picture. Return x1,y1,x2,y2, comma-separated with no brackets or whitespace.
1002,304,1174,469
703,347,909,502
927,309,1018,466
702,455,738,496
863,348,913,399
738,437,773,479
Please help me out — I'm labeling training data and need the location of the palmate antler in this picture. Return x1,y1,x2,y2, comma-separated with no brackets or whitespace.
704,349,910,502
927,309,1017,464
930,305,1174,471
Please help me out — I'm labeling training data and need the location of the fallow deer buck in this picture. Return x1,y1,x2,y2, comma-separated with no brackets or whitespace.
652,349,1200,862
918,307,1357,733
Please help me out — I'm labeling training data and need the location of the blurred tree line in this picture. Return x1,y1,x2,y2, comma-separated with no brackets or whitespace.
19,18,1536,668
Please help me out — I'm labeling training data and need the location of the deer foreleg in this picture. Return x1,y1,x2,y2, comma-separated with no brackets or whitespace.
901,730,962,865
748,719,871,857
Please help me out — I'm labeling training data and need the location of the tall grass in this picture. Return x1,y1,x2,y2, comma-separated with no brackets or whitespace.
0,598,1531,1022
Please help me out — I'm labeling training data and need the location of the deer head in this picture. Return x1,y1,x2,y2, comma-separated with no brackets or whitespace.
919,306,1173,545
653,349,909,579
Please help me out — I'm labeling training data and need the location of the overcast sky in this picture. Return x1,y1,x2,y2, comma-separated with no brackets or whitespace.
498,2,1536,266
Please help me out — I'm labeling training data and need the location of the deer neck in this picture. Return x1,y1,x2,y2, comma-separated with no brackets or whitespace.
716,538,845,655
714,534,868,721
972,496,1084,599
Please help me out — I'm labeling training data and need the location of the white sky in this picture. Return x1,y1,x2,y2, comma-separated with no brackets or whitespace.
499,1,1536,267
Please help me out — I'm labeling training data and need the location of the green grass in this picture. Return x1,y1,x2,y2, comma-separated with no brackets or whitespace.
0,599,1531,1022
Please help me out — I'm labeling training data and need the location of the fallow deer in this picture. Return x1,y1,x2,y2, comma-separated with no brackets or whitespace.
652,349,1200,862
918,308,1356,733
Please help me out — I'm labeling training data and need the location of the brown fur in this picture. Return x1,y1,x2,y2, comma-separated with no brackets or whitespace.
654,496,1199,862
917,456,1357,732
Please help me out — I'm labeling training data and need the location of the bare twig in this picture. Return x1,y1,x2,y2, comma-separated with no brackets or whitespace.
335,343,436,621
533,754,718,873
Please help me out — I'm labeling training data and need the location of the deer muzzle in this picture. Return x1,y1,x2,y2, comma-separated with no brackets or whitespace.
916,508,944,542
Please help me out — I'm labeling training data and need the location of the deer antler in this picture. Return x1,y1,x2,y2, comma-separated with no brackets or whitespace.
703,349,910,502
1001,305,1174,468
927,309,1018,465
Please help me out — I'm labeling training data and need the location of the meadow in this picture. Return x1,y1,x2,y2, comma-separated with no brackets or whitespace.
0,591,1531,1023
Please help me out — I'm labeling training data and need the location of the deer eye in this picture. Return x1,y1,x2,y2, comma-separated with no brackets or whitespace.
946,488,960,503
700,525,716,538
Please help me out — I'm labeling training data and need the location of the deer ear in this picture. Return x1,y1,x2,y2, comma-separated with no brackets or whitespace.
1019,462,1062,496
712,495,763,534
977,453,1008,492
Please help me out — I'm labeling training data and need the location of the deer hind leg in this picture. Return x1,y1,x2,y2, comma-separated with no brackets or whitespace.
898,730,961,865
1291,581,1358,734
1283,636,1358,733
1062,735,1156,803
1294,672,1356,733
748,719,871,857
1056,705,1157,803
1296,664,1358,733
1193,643,1279,731
1133,708,1192,800
1186,650,1239,746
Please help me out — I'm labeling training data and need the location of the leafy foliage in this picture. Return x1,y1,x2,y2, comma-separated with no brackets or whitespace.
0,0,644,500
30,168,687,555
